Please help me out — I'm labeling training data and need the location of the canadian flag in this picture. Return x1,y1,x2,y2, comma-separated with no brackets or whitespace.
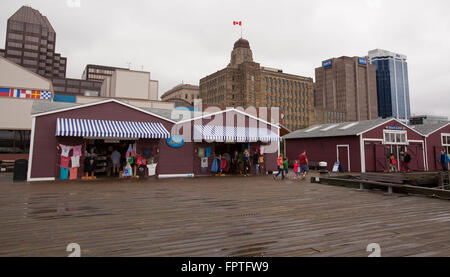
233,21,242,26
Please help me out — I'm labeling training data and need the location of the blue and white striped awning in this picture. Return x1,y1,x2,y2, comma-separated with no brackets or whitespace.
56,118,170,139
193,125,280,142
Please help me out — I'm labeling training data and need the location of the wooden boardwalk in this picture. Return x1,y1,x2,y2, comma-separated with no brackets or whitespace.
0,173,449,257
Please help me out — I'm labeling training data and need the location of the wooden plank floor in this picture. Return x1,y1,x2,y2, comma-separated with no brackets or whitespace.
0,172,449,257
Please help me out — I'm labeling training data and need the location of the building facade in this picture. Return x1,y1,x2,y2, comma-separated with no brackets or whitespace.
284,118,426,173
161,84,200,104
367,49,411,121
2,6,67,79
0,55,54,161
81,64,129,82
199,38,314,131
314,56,378,122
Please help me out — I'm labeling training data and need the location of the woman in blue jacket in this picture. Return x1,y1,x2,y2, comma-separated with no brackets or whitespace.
439,149,450,172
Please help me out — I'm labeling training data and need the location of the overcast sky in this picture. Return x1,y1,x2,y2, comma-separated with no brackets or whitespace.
1,0,449,118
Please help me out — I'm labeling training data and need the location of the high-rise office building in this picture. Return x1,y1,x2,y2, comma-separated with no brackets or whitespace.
314,56,378,122
367,49,411,121
82,64,129,82
2,6,67,79
199,38,314,130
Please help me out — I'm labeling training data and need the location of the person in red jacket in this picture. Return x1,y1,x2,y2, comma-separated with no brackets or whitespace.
298,150,309,180
293,160,300,180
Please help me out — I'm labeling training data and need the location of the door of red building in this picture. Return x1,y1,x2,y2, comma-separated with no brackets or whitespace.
374,144,388,172
407,143,425,171
337,145,350,172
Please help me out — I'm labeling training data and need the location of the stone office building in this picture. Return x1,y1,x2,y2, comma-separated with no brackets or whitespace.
314,56,378,123
199,38,314,131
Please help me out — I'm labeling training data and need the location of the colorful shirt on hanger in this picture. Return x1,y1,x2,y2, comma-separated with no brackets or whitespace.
60,144,72,157
60,167,69,180
69,168,78,180
61,156,71,168
72,145,82,157
71,156,80,168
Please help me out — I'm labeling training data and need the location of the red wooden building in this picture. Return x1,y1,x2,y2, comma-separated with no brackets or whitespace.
284,118,426,172
413,122,450,171
27,99,280,181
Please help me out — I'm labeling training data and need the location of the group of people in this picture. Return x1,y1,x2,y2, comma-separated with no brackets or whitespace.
228,149,264,176
388,149,450,172
273,150,309,181
387,150,412,173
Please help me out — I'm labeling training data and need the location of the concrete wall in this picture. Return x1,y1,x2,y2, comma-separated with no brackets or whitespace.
0,56,52,90
149,80,158,101
113,69,150,99
0,98,34,129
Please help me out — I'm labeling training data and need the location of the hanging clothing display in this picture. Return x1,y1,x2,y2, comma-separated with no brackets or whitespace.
198,147,205,158
210,158,218,173
72,145,82,157
60,144,72,157
69,168,78,180
205,147,212,158
137,156,147,166
60,167,69,180
71,156,80,168
123,163,133,177
201,157,208,168
60,156,71,168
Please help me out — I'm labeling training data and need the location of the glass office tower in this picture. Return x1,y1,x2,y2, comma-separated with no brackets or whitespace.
367,49,411,121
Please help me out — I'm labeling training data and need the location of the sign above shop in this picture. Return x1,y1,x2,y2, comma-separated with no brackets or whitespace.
386,125,404,131
167,135,185,148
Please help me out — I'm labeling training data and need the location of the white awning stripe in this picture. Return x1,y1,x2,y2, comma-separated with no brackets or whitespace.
193,125,280,142
55,118,170,139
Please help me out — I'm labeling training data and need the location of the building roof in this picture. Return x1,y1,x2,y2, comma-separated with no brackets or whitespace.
411,122,450,136
233,38,250,49
9,6,55,33
283,118,396,139
31,101,80,115
31,99,178,123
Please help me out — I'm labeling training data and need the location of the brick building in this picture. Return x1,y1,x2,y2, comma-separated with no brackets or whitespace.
199,38,314,131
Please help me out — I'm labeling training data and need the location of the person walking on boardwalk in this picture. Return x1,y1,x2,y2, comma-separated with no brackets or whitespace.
243,150,250,177
283,158,289,175
273,154,285,180
293,160,300,180
439,149,450,172
399,150,411,173
298,150,309,180
388,153,397,173
252,150,260,175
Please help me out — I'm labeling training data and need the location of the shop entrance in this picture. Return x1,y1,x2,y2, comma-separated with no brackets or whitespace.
83,139,134,179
